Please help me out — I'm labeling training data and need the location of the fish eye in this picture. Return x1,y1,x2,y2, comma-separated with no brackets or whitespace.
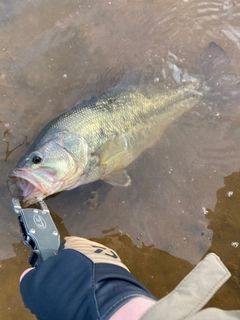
32,155,43,164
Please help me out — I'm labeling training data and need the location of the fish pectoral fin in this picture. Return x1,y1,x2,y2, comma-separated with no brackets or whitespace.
100,135,128,165
102,169,131,187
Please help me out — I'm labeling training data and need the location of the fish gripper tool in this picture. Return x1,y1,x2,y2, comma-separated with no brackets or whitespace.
12,198,60,267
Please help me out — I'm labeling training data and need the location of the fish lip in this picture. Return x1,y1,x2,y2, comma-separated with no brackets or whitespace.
9,169,44,192
9,169,48,202
9,168,65,206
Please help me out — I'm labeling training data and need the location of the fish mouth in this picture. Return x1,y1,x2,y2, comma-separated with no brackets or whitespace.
9,169,55,205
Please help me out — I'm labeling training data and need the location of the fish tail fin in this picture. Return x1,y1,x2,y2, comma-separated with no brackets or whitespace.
195,42,240,112
194,42,229,79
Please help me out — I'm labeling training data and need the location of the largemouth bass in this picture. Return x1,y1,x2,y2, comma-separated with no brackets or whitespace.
9,42,228,206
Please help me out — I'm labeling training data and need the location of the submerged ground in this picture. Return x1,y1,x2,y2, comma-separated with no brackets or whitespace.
0,0,240,318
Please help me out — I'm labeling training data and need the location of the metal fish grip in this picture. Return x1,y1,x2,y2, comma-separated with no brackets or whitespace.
12,198,60,267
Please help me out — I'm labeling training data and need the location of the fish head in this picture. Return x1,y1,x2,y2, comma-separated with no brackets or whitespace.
9,131,89,206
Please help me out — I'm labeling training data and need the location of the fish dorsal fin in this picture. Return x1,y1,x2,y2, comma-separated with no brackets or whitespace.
102,169,131,187
114,68,149,89
99,135,128,165
194,42,230,77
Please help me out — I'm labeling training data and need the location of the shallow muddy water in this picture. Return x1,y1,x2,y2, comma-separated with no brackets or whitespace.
1,0,240,318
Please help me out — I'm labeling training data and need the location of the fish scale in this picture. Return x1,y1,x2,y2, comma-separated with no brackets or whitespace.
9,42,229,205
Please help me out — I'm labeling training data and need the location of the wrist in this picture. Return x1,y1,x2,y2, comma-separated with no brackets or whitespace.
110,297,156,320
20,268,34,282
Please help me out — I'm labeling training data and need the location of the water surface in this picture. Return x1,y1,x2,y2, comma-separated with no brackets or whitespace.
1,0,240,318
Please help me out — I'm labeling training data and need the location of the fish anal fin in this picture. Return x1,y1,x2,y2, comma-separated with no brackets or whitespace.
102,169,131,187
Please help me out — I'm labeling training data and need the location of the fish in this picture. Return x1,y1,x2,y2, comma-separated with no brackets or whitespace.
9,42,229,206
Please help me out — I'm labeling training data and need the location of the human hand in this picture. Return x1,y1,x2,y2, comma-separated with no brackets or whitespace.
20,236,156,320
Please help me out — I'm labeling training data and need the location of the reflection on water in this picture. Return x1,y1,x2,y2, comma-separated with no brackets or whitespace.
205,171,240,310
0,242,35,320
91,232,194,300
1,0,240,318
1,230,194,320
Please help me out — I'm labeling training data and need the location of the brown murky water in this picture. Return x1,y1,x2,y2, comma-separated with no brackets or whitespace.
1,0,240,318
